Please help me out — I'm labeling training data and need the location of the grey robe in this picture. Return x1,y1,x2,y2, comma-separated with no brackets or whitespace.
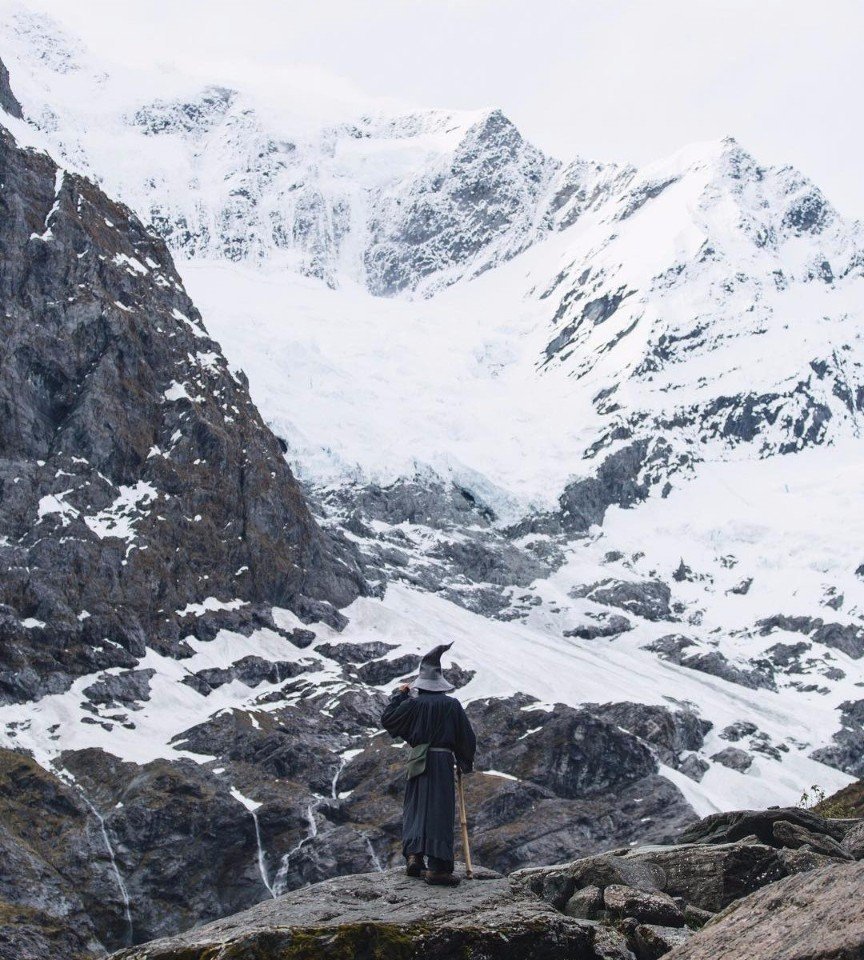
381,689,477,862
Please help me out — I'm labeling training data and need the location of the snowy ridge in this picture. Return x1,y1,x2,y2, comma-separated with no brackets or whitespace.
1,3,607,294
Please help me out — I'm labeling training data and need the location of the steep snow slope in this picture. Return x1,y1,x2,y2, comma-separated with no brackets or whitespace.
1,579,852,818
183,134,864,518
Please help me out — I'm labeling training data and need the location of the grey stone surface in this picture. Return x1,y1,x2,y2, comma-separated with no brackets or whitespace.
771,819,851,859
811,699,864,777
563,884,603,919
0,57,22,119
180,657,314,696
82,669,155,709
564,614,632,640
756,614,864,659
677,755,710,782
664,860,864,960
634,923,692,959
587,702,711,767
679,806,851,847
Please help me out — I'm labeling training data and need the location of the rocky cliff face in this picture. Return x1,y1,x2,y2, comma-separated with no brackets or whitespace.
0,108,365,705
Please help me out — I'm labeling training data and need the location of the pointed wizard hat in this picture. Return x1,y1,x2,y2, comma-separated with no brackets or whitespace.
411,642,454,692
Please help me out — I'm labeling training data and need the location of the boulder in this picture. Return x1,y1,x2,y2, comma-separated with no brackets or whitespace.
622,843,787,913
512,840,792,914
677,755,709,782
563,884,603,919
664,860,864,960
710,747,752,772
634,923,692,959
842,820,864,859
679,807,849,847
771,818,851,859
683,904,713,928
603,883,684,926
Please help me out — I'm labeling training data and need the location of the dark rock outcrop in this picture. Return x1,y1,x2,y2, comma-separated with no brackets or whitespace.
556,439,653,533
710,746,752,772
96,805,864,960
564,614,632,639
811,700,864,777
646,637,775,691
365,110,558,296
843,820,864,859
0,57,23,119
587,702,711,767
0,118,365,705
678,806,853,847
571,578,672,621
180,656,315,696
756,614,864,659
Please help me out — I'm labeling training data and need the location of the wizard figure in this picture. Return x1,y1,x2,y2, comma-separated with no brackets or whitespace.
381,642,476,885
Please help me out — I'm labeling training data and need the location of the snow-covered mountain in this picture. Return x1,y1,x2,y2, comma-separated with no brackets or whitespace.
1,4,863,956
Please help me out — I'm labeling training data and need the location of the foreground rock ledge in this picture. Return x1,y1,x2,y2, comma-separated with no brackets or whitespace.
108,807,864,960
109,867,634,960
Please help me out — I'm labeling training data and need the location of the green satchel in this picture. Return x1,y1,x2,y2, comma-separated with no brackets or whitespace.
406,742,430,780
405,710,447,780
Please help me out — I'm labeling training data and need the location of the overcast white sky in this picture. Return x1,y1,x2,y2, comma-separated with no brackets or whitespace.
38,0,864,216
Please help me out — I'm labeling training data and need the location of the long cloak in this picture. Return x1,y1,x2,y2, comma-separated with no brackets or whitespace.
381,690,477,862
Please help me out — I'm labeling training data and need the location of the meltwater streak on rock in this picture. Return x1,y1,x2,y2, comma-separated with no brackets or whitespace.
249,808,275,900
363,833,385,873
272,801,319,897
81,795,134,946
330,753,349,799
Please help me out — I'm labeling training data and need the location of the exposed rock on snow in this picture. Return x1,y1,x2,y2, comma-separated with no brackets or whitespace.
570,579,673,622
811,700,864,777
1,16,864,959
0,55,22,118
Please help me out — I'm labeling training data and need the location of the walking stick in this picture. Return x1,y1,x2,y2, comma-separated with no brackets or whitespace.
455,765,474,879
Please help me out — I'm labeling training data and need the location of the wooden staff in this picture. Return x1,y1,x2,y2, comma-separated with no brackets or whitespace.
455,765,473,879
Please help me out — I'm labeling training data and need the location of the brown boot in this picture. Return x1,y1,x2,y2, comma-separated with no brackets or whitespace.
405,854,425,878
424,871,460,886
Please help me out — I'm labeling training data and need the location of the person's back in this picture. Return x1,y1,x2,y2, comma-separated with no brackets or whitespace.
381,644,476,885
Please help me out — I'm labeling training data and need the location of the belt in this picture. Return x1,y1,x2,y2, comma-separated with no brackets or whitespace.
429,747,453,753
